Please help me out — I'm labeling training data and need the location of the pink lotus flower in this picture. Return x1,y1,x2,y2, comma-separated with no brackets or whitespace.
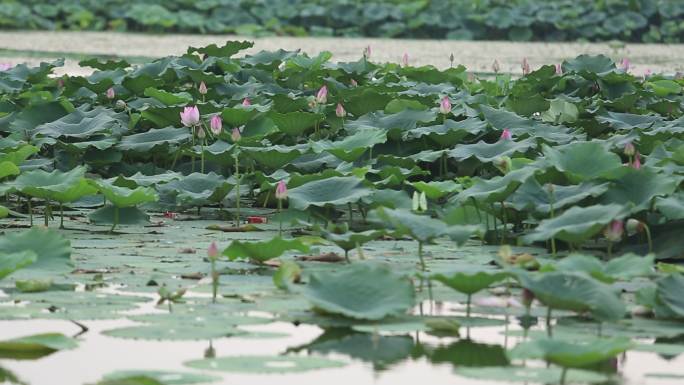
106,87,115,100
275,180,288,200
0,63,12,71
350,79,358,87
521,58,530,75
624,142,635,157
500,128,512,141
210,115,222,135
198,81,207,95
231,127,241,142
402,53,409,67
604,220,624,242
492,60,500,73
555,63,563,75
207,241,219,259
439,96,451,114
180,106,200,127
335,103,346,118
631,153,641,169
316,85,328,104
621,58,631,72
242,98,251,106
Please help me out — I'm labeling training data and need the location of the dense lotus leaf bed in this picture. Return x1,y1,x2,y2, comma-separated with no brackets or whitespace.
0,41,683,384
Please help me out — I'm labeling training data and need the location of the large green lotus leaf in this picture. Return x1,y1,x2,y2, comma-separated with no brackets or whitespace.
480,105,580,144
508,179,609,214
548,253,654,283
59,136,118,152
411,180,461,200
0,144,38,165
185,355,346,374
543,142,623,183
222,237,310,263
0,333,77,360
562,54,615,75
601,168,677,212
656,274,684,318
457,168,535,204
345,109,435,138
0,251,37,280
0,228,71,271
514,270,626,321
432,268,510,295
312,129,387,162
0,205,7,218
159,172,232,206
403,117,486,146
322,229,385,252
188,40,254,57
449,139,534,163
596,110,661,130
509,337,633,368
541,99,578,124
656,194,684,220
91,179,158,208
101,371,220,385
368,207,443,243
143,87,192,106
646,79,682,97
268,111,323,136
118,127,191,152
0,161,19,179
32,107,125,139
522,204,626,244
12,166,96,203
301,263,415,320
114,171,182,187
220,106,264,127
456,366,608,383
242,144,309,169
88,206,150,226
288,176,372,210
102,323,242,341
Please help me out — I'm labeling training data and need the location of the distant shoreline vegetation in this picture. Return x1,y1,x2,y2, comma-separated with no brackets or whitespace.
0,0,682,43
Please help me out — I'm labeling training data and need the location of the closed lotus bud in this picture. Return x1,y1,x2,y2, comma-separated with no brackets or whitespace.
626,218,644,236
521,58,531,75
106,87,115,100
210,115,222,135
412,191,427,212
621,58,631,72
402,53,409,67
350,79,358,87
631,152,642,170
624,142,635,157
196,126,206,139
316,85,328,104
492,59,500,73
198,81,207,95
522,288,535,308
335,103,346,118
500,128,512,141
207,241,219,259
604,220,624,242
242,98,251,106
231,127,241,142
555,63,563,75
275,180,288,200
115,99,127,111
439,96,452,114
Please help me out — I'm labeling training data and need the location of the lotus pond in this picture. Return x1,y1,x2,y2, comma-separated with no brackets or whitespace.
0,41,683,385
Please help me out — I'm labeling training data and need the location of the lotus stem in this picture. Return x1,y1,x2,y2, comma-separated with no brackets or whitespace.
211,259,218,304
546,307,553,337
549,189,557,257
607,242,613,259
560,367,568,385
643,223,653,253
500,200,507,244
466,293,472,318
278,199,283,237
110,206,119,233
191,131,196,173
344,249,350,263
59,203,64,229
418,241,425,271
234,154,240,228
44,200,50,227
28,197,33,226
200,140,205,174
347,202,353,228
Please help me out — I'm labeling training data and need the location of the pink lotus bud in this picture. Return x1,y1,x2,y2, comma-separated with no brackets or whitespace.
624,142,635,157
500,128,512,141
210,115,222,135
631,152,642,169
439,96,452,114
198,81,207,95
604,220,624,242
106,87,115,100
242,98,251,106
180,106,200,127
620,58,631,72
0,63,12,71
275,180,288,200
522,58,530,75
555,63,563,75
626,218,645,236
207,241,219,259
231,127,241,142
196,126,206,139
335,103,346,118
402,53,409,67
363,45,371,59
316,85,328,104
643,69,652,81
350,79,358,87
492,60,500,73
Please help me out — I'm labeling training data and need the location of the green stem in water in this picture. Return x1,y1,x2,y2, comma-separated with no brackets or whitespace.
560,367,568,385
348,202,353,228
500,200,507,244
234,154,240,228
546,307,553,337
44,200,50,227
110,207,120,233
344,249,350,263
466,293,472,318
643,224,653,253
607,242,613,259
60,203,65,229
418,241,425,271
200,140,205,174
28,197,33,226
191,130,196,173
211,259,218,304
278,199,283,237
